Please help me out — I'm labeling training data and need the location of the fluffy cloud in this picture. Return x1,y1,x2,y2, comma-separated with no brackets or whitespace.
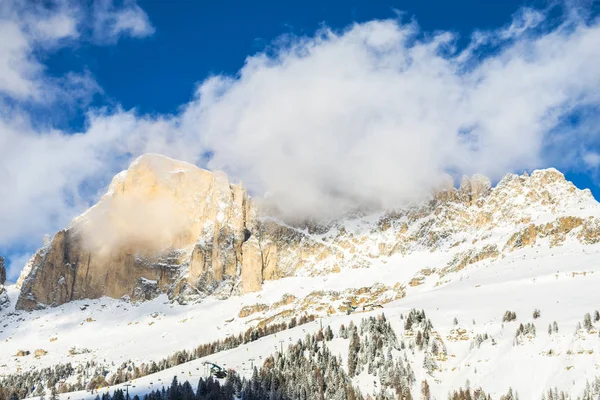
1,2,600,280
188,9,600,217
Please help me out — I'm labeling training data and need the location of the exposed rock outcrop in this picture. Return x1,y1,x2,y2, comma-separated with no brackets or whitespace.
240,237,264,294
0,287,8,310
441,244,499,276
0,256,8,310
0,256,5,284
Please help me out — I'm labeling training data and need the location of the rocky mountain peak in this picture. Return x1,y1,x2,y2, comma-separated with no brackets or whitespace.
487,168,595,220
73,153,246,256
495,168,576,196
16,154,259,310
13,157,600,311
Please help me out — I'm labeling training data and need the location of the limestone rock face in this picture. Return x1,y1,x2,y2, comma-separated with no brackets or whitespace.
16,154,258,310
458,175,491,205
240,237,264,294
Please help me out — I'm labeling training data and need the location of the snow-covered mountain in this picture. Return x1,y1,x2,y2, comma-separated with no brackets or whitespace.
2,154,600,399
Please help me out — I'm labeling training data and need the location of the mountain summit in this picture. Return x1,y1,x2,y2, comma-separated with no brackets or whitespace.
16,154,259,310
4,154,600,399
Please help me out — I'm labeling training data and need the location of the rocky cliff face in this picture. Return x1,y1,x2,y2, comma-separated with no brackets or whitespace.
0,256,8,310
15,155,600,311
16,154,260,310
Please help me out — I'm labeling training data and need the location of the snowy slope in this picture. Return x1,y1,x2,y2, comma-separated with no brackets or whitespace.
2,239,600,399
2,168,600,399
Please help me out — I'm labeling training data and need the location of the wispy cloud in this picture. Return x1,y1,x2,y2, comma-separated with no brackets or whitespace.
91,0,155,43
584,152,600,169
0,0,154,102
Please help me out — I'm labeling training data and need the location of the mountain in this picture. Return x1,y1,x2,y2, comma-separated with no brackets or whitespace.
2,154,600,399
15,154,259,310
15,154,600,311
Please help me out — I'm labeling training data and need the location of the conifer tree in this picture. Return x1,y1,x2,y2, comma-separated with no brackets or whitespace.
583,313,593,331
348,329,360,377
420,380,431,400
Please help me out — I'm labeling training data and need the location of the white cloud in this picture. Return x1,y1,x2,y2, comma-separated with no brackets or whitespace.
583,152,600,169
29,10,80,42
0,20,40,99
2,3,600,279
0,0,81,100
500,7,545,39
92,0,155,43
185,10,600,218
0,0,153,102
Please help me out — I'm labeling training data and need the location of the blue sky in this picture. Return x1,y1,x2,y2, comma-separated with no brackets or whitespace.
1,0,600,281
48,0,554,118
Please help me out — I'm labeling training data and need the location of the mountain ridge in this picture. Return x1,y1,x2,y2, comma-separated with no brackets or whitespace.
2,154,600,398
13,154,600,311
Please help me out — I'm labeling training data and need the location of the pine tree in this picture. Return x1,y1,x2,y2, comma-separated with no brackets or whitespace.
415,331,423,350
113,390,125,400
170,376,181,400
348,329,360,377
316,329,324,342
325,326,334,341
503,311,517,322
420,380,431,400
583,313,593,331
181,381,194,400
339,324,347,339
196,377,207,399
